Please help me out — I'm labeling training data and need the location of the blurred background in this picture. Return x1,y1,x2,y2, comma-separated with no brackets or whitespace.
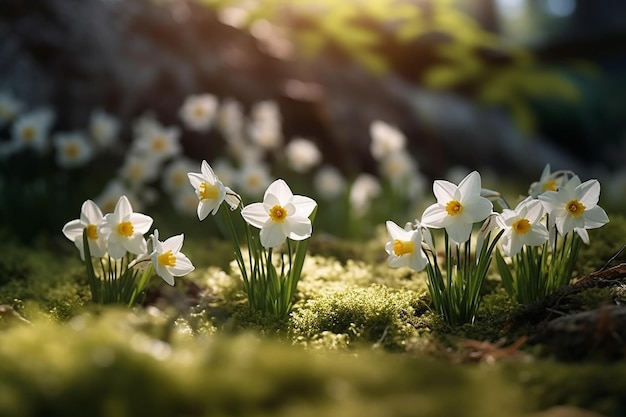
0,0,625,242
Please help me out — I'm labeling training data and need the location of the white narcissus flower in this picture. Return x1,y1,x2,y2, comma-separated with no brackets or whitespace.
241,179,317,248
89,109,119,148
53,131,94,168
284,137,322,173
11,108,55,153
528,164,573,198
538,175,609,240
421,171,493,243
496,199,549,257
349,173,381,217
369,120,406,161
100,195,153,259
132,125,182,162
0,91,23,127
118,153,160,188
162,157,198,195
217,98,244,141
179,94,219,132
237,162,272,197
313,165,346,200
384,220,428,271
62,200,107,261
187,160,227,220
150,229,195,286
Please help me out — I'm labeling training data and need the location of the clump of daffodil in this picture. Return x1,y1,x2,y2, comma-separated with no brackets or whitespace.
188,160,317,318
494,165,610,304
62,196,194,305
386,171,502,326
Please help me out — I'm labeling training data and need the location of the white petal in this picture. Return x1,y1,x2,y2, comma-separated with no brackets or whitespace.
107,240,127,259
62,219,85,241
188,172,205,190
421,204,449,228
130,213,153,234
200,160,218,182
432,180,457,203
388,254,410,269
169,255,195,276
155,263,175,286
461,196,492,223
446,220,472,243
508,235,523,258
81,200,103,223
386,220,409,240
265,179,293,205
291,195,317,218
457,171,481,199
241,203,269,229
523,227,549,247
88,238,107,258
524,200,544,223
577,179,600,208
259,223,286,248
575,227,590,244
125,234,147,255
163,234,184,253
285,216,312,240
583,205,609,229
408,252,428,271
197,201,211,221
115,195,133,219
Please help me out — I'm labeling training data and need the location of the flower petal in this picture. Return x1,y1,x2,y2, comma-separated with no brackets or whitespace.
62,219,85,241
461,196,492,223
200,160,218,182
577,179,600,208
284,216,312,240
107,240,127,259
259,222,286,248
385,220,408,241
162,234,184,253
130,213,153,234
421,204,449,228
241,203,269,229
583,205,609,229
187,172,205,190
265,179,293,205
446,220,472,243
432,180,457,203
457,171,481,200
155,263,175,286
115,195,133,219
170,255,195,276
81,200,103,223
125,234,147,255
291,195,317,218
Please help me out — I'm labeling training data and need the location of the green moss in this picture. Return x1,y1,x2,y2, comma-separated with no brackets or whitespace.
0,310,524,417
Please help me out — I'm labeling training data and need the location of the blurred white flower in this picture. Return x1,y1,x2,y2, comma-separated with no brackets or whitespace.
11,108,55,153
54,131,94,168
162,157,198,195
248,119,282,150
251,100,281,124
380,151,416,185
132,125,182,162
170,187,201,216
212,158,237,187
0,91,23,127
132,112,163,138
349,173,381,217
369,120,406,161
89,109,120,148
285,137,322,173
313,165,346,200
217,98,245,141
119,154,160,189
237,162,273,197
528,164,573,198
95,180,137,214
179,94,218,132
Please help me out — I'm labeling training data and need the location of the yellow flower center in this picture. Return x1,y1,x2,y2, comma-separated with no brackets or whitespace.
128,165,143,180
21,126,36,141
542,179,557,192
157,250,176,267
269,205,288,223
566,199,586,217
193,105,206,118
87,224,99,240
65,143,80,158
199,182,220,200
445,200,463,216
152,137,166,152
393,240,414,256
117,221,134,237
512,218,531,235
173,172,185,186
246,175,261,188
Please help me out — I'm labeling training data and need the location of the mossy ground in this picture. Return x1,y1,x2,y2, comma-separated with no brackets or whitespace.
1,215,626,417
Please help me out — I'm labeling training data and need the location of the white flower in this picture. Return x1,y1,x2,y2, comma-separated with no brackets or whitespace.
237,162,272,197
0,91,23,127
95,180,136,214
538,175,609,239
119,154,160,188
528,164,573,198
380,151,418,189
496,199,549,257
89,109,120,148
162,157,198,195
132,125,182,162
313,165,346,200
187,160,227,220
421,171,493,243
100,195,153,259
62,200,107,260
251,100,281,124
248,120,282,150
384,220,428,271
285,137,322,173
170,187,201,216
217,98,245,141
11,108,55,153
241,179,317,248
132,112,163,138
349,173,381,217
53,131,94,168
369,120,406,161
179,94,219,132
150,229,195,286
